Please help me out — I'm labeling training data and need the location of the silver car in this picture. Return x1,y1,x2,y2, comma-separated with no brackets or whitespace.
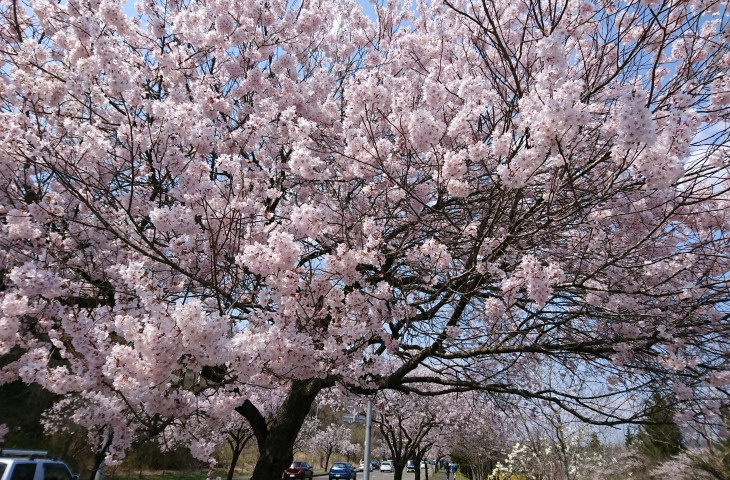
0,450,77,480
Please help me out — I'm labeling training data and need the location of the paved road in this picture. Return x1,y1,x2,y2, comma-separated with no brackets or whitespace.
354,468,442,480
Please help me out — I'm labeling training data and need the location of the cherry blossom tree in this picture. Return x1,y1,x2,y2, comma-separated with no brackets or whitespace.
42,395,126,480
649,452,717,480
371,389,465,480
638,406,730,480
622,439,729,480
160,388,284,479
1,0,730,479
340,439,362,464
372,439,392,463
314,423,356,470
448,398,510,480
219,413,256,480
293,416,318,456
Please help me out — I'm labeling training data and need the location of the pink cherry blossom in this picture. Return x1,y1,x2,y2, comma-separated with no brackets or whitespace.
1,0,729,478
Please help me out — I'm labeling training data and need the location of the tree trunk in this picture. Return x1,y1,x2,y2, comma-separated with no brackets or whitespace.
392,458,406,480
87,427,113,480
225,426,254,480
226,445,244,480
236,379,327,480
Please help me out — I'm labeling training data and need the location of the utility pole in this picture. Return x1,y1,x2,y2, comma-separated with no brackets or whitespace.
312,401,319,467
363,398,373,480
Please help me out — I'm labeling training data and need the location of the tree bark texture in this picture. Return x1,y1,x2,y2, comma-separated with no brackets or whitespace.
237,379,326,480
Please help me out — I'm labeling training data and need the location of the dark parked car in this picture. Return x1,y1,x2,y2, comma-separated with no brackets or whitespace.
329,462,356,480
370,461,380,471
284,461,314,480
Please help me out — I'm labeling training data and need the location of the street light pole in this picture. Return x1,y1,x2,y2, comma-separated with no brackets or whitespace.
312,401,319,467
363,398,373,480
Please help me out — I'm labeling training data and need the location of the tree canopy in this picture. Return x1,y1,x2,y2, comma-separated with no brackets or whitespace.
1,0,729,478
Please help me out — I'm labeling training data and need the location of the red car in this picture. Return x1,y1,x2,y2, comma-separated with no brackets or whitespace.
284,461,314,480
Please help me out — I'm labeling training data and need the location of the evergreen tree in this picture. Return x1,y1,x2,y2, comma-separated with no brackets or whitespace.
637,393,684,460
625,427,636,448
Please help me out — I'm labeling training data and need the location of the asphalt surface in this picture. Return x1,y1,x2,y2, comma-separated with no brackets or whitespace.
349,468,442,480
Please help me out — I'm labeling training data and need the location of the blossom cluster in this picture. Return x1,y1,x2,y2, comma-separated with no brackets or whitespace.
0,0,728,463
